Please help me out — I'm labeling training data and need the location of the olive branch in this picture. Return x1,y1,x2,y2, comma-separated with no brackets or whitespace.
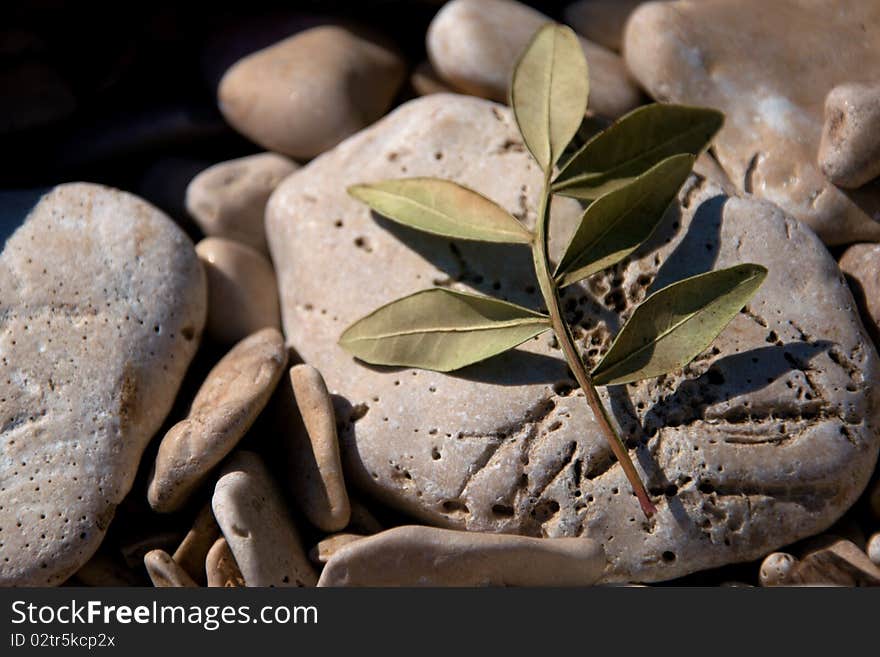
339,24,766,518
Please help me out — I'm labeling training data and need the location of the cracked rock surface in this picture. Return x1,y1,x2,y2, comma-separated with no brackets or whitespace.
266,94,880,582
0,183,206,585
623,0,880,245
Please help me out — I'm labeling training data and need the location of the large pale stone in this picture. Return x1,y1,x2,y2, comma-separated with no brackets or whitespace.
218,25,406,160
0,183,206,586
427,0,641,118
819,83,880,189
266,94,880,582
623,0,880,245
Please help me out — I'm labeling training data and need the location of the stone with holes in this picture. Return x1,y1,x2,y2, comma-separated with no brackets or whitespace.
0,183,206,586
266,93,880,582
623,0,880,245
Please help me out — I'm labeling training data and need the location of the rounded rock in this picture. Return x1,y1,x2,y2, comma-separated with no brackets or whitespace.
144,550,198,588
186,153,297,255
867,533,880,566
309,533,366,566
147,328,288,512
195,237,281,346
819,83,880,189
218,25,406,159
267,93,880,583
759,552,797,587
213,451,317,587
427,0,640,118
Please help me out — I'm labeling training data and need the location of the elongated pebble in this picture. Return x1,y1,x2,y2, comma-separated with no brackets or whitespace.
144,550,199,588
173,502,222,585
309,534,366,566
213,451,317,587
318,525,606,587
206,537,246,587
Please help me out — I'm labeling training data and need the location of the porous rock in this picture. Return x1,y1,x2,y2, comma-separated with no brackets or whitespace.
0,183,205,586
186,152,297,255
623,0,880,244
212,451,317,587
427,0,641,118
218,25,406,160
266,93,880,582
317,525,606,587
147,328,287,512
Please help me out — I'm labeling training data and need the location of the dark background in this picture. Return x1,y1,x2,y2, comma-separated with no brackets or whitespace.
1,1,568,194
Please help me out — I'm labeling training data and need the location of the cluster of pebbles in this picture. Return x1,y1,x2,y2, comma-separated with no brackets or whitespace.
3,0,880,587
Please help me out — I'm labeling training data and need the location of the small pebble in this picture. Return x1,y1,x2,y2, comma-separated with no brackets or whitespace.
866,533,880,567
144,550,199,588
286,364,351,532
196,237,282,346
818,83,880,188
206,537,246,588
148,328,288,512
759,552,797,587
213,451,317,587
186,152,297,255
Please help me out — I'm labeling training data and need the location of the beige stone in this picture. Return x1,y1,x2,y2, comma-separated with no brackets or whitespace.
623,0,880,245
309,533,366,566
427,0,641,118
206,537,245,587
867,533,880,567
148,328,287,512
410,60,455,97
172,502,222,585
0,183,205,586
839,243,880,341
219,25,406,159
318,525,606,586
196,237,281,345
144,549,199,588
788,538,880,586
266,93,880,582
819,83,880,189
758,552,797,587
186,153,298,254
213,451,317,587
564,0,647,52
285,364,351,532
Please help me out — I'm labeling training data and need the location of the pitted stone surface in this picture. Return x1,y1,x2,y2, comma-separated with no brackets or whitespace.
0,183,206,585
266,94,880,582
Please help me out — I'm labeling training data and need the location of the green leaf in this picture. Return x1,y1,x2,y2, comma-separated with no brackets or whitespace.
511,23,589,172
555,153,695,288
553,104,724,200
348,178,532,244
591,264,768,386
339,289,551,372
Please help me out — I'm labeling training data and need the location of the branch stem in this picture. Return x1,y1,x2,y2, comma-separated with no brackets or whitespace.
531,170,656,518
